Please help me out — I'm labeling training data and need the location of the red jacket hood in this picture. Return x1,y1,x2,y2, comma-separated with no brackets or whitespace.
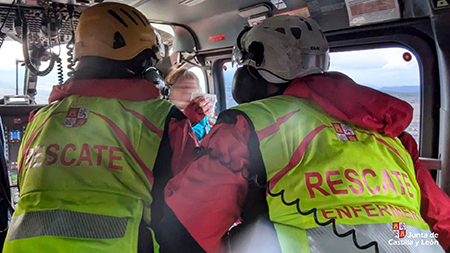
49,79,160,103
284,72,413,138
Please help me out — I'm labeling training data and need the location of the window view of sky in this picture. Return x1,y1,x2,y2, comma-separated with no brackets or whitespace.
328,47,420,91
223,47,420,141
0,41,67,104
224,47,419,103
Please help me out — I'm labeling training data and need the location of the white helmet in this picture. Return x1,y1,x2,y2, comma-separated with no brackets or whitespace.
233,15,330,83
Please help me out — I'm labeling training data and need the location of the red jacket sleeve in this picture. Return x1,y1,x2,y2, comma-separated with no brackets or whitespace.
399,132,450,250
165,115,251,252
168,118,199,176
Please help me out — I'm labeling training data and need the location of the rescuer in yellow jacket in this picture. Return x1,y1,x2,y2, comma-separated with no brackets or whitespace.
160,16,450,253
3,3,198,253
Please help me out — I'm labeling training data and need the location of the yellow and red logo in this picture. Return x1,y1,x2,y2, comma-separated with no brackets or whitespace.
393,222,406,238
64,107,89,128
332,123,358,142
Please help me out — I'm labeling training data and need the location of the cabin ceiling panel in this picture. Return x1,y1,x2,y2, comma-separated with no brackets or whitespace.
138,0,266,24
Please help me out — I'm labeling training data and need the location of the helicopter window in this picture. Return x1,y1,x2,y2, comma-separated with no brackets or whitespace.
0,41,67,104
223,62,238,109
222,46,420,143
0,41,24,97
188,66,206,93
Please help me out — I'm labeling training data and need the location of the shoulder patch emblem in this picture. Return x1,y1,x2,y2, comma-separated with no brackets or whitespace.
64,107,89,127
332,123,358,141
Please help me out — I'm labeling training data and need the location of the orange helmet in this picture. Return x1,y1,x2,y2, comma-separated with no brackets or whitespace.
74,2,163,61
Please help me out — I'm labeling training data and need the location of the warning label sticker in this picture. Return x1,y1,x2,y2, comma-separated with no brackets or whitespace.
344,0,400,27
432,0,450,9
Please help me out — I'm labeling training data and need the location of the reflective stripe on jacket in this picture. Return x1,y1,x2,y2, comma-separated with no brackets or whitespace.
233,94,442,252
4,94,173,252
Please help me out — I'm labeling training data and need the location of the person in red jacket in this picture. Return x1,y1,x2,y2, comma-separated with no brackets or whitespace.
160,15,450,253
164,68,216,142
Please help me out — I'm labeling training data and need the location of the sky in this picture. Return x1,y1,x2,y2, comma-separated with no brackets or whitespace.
223,46,420,90
328,47,420,89
0,41,68,104
0,41,419,105
222,46,420,109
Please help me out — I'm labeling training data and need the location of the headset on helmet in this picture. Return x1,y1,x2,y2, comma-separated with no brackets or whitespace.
74,2,163,62
232,15,330,84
